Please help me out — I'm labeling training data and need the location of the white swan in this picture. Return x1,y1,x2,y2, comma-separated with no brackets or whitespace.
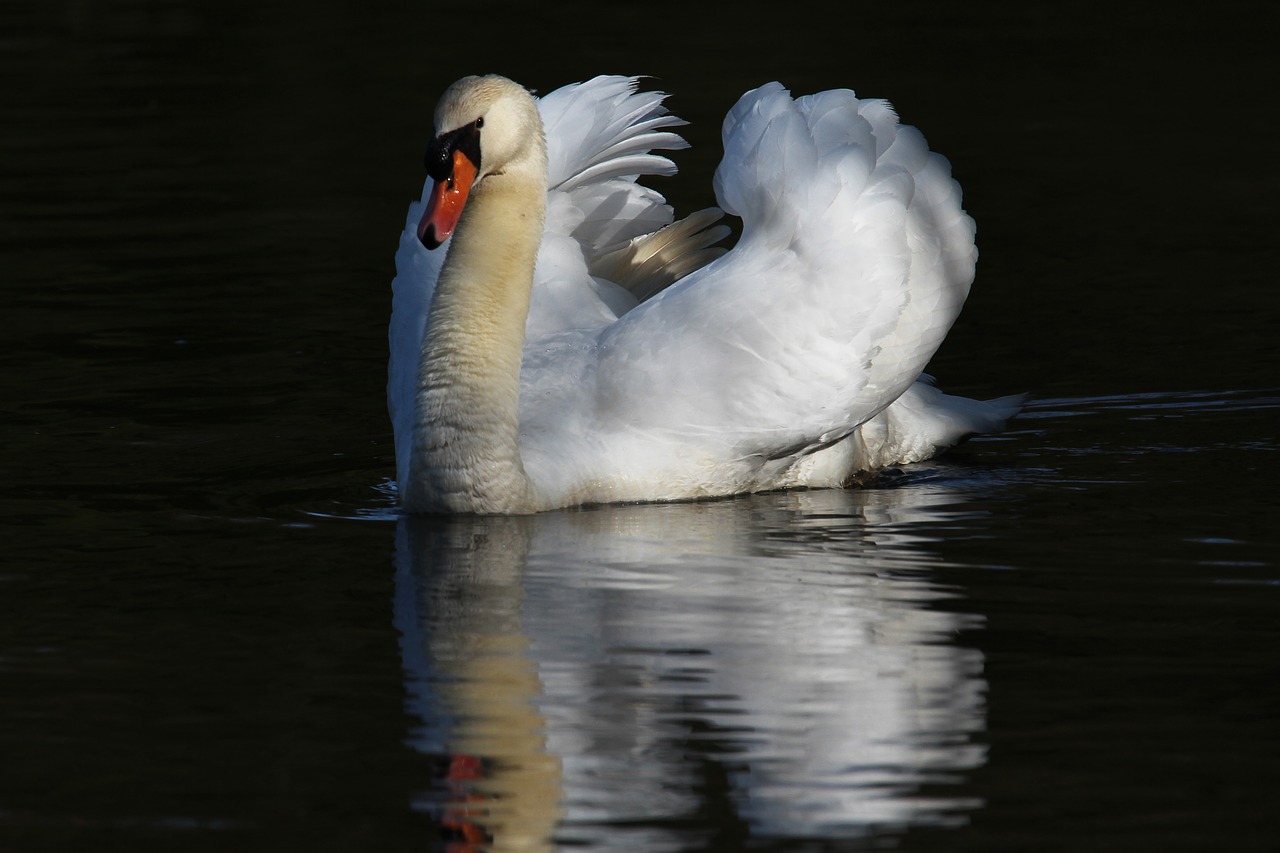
390,74,1022,514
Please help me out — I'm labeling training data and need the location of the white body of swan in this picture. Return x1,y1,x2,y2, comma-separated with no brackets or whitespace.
390,74,1022,514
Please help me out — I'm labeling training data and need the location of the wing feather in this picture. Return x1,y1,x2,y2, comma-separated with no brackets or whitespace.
584,83,976,474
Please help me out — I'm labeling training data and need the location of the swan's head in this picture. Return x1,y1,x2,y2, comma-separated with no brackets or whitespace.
418,74,545,249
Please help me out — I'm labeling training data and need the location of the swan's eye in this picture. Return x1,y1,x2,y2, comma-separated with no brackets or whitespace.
475,116,484,129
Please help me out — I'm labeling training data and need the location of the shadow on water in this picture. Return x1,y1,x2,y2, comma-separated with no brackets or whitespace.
393,487,993,850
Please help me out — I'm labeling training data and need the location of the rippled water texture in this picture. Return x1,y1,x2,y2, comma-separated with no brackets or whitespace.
3,2,1278,851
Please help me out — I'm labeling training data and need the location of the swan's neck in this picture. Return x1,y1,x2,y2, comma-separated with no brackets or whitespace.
405,172,546,513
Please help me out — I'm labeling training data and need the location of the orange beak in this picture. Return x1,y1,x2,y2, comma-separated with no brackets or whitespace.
418,149,478,249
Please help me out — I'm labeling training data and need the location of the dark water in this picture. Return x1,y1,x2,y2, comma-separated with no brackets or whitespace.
3,1,1278,850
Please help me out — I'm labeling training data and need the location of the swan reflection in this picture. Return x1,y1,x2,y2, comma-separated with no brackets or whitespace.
394,486,987,850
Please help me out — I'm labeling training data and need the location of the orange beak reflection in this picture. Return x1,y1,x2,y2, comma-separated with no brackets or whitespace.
418,150,478,249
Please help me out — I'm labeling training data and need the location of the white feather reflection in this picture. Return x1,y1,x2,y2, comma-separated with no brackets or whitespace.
394,486,987,850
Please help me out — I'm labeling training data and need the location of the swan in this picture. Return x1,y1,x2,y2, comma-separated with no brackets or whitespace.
389,74,1023,514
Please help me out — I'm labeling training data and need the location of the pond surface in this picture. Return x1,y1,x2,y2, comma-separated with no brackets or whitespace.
2,1,1277,851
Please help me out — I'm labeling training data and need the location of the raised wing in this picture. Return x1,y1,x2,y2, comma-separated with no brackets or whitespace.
590,83,977,469
527,76,724,340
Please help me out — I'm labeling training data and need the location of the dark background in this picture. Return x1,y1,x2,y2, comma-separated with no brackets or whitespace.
2,1,1277,850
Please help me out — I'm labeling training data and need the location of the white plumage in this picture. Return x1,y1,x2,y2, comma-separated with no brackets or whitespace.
390,75,1022,513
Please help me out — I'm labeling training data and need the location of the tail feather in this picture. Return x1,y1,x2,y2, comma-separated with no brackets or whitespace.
856,381,1028,469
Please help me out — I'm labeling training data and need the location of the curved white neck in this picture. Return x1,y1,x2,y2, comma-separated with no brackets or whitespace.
403,170,546,513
